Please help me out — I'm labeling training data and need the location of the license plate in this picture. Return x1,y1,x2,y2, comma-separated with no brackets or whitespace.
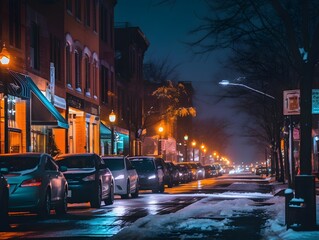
67,190,72,197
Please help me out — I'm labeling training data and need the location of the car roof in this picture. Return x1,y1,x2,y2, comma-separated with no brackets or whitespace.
57,153,97,157
0,152,48,157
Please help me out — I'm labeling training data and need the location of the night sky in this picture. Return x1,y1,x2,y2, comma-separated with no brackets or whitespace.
115,0,259,164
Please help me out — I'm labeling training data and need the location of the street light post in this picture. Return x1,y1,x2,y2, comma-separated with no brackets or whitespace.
109,110,116,155
191,140,196,161
184,135,188,162
158,126,164,156
0,44,10,153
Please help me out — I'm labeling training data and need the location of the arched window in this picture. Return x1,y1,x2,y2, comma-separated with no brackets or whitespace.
75,49,82,92
85,54,90,96
66,43,72,87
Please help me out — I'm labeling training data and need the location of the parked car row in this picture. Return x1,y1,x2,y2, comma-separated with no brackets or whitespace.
0,153,224,221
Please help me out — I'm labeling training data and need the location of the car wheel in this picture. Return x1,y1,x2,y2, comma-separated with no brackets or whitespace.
90,183,102,208
159,182,165,193
104,182,114,205
38,189,51,217
167,177,173,188
131,181,139,198
55,188,68,215
121,181,130,199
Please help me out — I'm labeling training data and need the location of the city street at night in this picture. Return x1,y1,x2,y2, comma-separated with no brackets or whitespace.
0,172,305,239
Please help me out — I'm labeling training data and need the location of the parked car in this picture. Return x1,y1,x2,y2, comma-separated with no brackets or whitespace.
194,162,206,179
0,171,9,228
165,161,180,186
203,165,217,178
175,164,191,183
0,153,68,217
128,156,165,193
255,165,269,175
55,153,114,208
102,156,139,199
176,163,198,181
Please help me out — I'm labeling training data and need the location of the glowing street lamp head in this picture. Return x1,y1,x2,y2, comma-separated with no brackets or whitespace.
109,110,116,123
184,135,188,141
219,80,230,86
192,140,196,147
158,126,164,133
0,43,10,65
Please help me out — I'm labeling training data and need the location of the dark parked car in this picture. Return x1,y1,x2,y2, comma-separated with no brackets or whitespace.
55,153,114,208
165,161,180,186
0,153,68,217
128,156,165,193
175,164,191,183
0,171,9,229
176,163,198,181
203,165,217,178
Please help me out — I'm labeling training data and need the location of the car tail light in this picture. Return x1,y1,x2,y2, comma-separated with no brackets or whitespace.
21,178,42,187
82,174,95,181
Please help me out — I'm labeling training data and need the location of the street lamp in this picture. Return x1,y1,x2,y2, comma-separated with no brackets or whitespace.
0,43,10,153
191,140,196,161
219,79,275,100
184,135,188,162
158,126,164,156
219,78,279,178
109,110,116,154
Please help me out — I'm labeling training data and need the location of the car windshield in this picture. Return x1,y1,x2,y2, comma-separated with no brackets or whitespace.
0,156,40,172
103,158,124,171
55,156,95,168
129,158,155,172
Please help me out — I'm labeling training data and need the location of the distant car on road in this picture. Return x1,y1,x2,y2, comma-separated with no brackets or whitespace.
128,156,165,193
55,153,114,208
255,166,269,175
0,153,68,217
0,171,9,228
102,156,139,199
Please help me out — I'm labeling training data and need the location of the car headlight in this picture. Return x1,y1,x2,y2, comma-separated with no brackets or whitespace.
179,172,183,176
115,174,125,180
148,175,156,179
82,174,95,181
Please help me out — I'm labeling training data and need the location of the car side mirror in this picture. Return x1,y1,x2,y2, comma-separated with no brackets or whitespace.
157,165,163,169
0,167,9,174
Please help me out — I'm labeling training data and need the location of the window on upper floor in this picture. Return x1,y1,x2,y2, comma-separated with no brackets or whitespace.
85,0,91,27
99,5,108,42
75,50,82,91
30,21,40,70
100,66,108,104
85,54,90,96
93,59,98,98
9,0,21,49
50,34,61,82
93,0,98,32
75,0,81,21
66,0,72,13
66,43,72,87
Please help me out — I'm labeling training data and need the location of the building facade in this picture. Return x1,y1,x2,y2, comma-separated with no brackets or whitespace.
0,0,117,155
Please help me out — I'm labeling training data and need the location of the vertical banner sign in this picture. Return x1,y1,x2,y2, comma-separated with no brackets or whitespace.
50,62,55,104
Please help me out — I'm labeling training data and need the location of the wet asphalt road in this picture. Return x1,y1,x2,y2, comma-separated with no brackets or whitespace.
0,173,273,239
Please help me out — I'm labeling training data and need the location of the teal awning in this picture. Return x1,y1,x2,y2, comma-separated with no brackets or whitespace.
26,76,69,129
100,123,111,138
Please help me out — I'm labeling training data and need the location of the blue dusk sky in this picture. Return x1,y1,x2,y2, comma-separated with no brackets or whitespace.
115,0,259,164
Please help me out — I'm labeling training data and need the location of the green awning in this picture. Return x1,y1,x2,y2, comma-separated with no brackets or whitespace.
26,76,69,129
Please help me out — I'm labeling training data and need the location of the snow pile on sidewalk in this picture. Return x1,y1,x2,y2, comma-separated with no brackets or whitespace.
112,193,319,240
